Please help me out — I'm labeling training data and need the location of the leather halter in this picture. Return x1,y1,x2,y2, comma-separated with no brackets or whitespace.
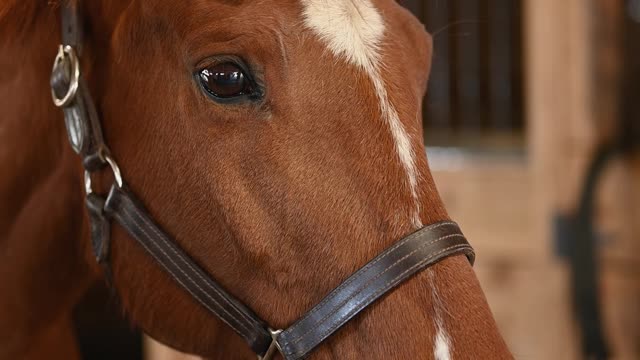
50,3,475,359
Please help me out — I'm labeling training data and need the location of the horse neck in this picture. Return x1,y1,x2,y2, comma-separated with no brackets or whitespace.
0,5,97,356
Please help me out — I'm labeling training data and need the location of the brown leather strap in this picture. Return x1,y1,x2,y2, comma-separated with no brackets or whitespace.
276,222,473,359
52,2,476,359
101,182,472,359
103,185,273,354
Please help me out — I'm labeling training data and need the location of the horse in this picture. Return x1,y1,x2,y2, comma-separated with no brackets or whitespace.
0,0,511,359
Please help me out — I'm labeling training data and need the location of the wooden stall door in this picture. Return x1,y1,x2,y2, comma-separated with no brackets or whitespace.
431,1,639,359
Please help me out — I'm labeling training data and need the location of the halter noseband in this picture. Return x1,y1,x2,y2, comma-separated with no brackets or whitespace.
50,3,475,359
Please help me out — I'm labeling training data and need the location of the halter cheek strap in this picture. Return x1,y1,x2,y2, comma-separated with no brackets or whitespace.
104,185,473,359
50,2,475,359
103,185,274,354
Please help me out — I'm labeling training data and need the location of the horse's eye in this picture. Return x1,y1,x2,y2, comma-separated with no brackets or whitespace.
197,62,252,99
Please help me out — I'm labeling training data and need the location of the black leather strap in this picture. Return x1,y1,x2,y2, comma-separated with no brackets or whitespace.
52,1,108,171
103,185,273,354
51,0,114,264
276,222,473,359
61,0,82,51
86,193,110,263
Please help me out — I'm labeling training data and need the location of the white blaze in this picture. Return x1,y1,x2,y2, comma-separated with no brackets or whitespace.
429,269,453,360
301,0,422,227
434,321,453,360
301,1,450,358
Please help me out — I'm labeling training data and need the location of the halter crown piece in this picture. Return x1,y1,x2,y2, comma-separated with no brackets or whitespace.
50,2,475,359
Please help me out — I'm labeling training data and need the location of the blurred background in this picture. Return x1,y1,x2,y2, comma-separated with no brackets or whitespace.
411,0,640,358
75,0,640,359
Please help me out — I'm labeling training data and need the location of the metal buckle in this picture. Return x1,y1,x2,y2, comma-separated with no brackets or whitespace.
258,329,283,360
51,45,80,108
84,153,123,195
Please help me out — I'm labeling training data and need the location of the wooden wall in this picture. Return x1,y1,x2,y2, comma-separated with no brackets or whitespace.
431,0,640,359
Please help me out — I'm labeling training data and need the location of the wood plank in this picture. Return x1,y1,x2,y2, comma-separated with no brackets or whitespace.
474,261,579,360
431,159,541,259
600,263,640,359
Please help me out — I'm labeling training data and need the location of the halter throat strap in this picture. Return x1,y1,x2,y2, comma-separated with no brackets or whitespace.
50,2,475,359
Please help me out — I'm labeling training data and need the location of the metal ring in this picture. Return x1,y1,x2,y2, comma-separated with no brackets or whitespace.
104,155,123,188
84,155,123,195
51,45,80,108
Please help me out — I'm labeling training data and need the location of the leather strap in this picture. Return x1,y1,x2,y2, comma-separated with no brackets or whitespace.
51,1,113,265
51,1,108,171
51,2,477,358
276,222,473,359
102,181,473,359
103,185,273,354
61,0,82,50
86,193,110,263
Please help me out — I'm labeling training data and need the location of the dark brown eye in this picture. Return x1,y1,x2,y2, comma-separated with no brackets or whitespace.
197,62,252,99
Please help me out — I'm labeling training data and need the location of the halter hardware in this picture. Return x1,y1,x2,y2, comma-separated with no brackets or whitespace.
258,329,284,360
51,45,80,108
50,2,476,359
84,153,123,195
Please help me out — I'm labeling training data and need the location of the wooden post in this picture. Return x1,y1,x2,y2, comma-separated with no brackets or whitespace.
526,0,640,358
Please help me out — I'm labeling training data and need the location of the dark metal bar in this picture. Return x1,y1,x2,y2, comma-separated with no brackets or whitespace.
424,0,452,129
453,0,482,130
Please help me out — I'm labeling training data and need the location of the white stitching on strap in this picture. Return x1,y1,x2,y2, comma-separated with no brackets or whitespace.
118,203,253,338
121,194,260,329
285,221,457,335
286,233,465,348
285,243,472,357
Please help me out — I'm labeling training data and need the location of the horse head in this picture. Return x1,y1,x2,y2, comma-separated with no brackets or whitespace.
0,1,511,359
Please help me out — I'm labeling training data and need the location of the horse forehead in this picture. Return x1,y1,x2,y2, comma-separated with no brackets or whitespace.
299,0,386,70
150,0,396,57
